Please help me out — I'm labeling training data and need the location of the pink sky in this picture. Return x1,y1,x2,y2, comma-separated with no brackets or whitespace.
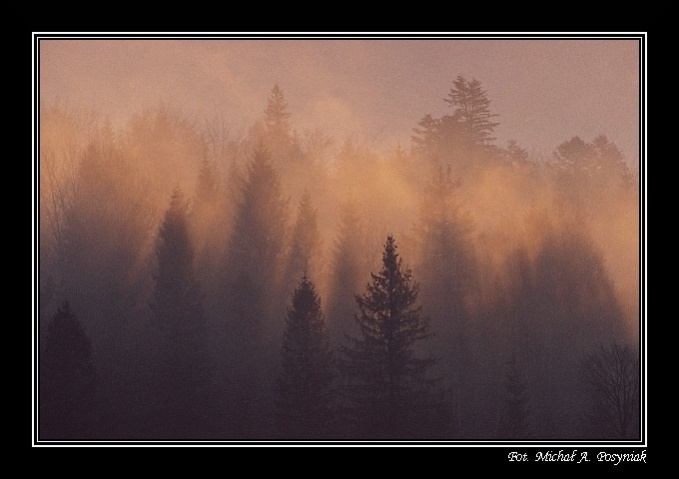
39,35,642,165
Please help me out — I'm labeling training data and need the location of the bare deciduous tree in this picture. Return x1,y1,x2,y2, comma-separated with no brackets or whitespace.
581,343,640,439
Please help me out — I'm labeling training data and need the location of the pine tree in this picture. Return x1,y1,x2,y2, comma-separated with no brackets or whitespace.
40,301,97,439
150,188,212,438
276,276,335,439
340,235,441,439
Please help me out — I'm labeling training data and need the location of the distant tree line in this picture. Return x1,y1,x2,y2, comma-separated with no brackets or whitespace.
38,80,640,440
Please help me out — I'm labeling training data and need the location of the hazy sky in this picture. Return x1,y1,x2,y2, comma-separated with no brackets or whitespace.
39,35,641,164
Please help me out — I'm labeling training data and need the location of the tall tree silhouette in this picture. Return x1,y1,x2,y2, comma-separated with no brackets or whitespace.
340,235,442,439
222,146,289,437
55,132,154,438
40,301,97,439
416,165,476,435
150,188,212,438
276,275,335,439
499,214,629,438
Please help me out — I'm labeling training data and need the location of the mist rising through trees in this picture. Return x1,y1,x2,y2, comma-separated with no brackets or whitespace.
38,78,641,441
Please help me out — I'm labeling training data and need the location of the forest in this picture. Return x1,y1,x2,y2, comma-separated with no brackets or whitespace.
37,78,641,441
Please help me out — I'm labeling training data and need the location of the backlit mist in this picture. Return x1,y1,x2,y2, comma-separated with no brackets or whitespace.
36,36,643,442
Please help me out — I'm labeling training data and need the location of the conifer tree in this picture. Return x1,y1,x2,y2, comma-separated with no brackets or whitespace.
265,84,292,142
444,75,500,148
40,301,97,439
276,276,335,439
150,188,212,438
340,235,441,439
416,165,476,435
264,84,297,159
412,75,499,167
222,147,289,437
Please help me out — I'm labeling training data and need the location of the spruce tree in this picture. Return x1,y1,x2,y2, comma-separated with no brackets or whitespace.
276,275,335,439
340,235,441,439
150,188,211,438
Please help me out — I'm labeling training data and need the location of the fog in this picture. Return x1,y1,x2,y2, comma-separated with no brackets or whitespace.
36,37,642,442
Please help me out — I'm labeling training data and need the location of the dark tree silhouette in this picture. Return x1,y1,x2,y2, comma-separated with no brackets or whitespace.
221,270,269,438
276,275,335,439
416,165,476,435
499,216,629,438
40,301,97,439
444,75,500,149
498,353,530,439
221,147,290,437
57,134,154,336
340,235,442,439
150,188,212,438
412,113,468,166
412,75,499,169
580,343,640,439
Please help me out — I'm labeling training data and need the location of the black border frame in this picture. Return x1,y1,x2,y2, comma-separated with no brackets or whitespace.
31,32,647,453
